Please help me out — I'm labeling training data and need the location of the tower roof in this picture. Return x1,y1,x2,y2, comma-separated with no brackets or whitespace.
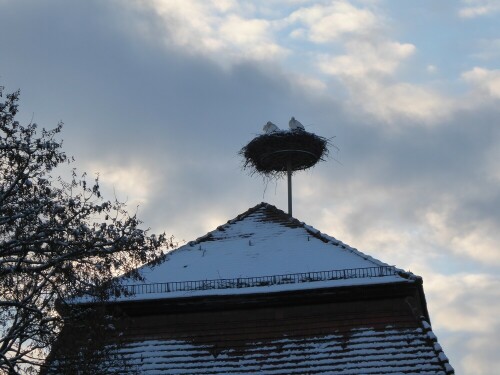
111,203,415,301
51,203,454,375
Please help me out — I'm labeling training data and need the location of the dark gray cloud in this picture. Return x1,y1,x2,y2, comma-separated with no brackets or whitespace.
0,0,326,230
2,0,499,247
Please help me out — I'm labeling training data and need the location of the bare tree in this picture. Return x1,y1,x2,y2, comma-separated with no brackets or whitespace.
0,86,171,374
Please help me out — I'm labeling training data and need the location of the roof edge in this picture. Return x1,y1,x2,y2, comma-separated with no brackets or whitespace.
420,317,455,374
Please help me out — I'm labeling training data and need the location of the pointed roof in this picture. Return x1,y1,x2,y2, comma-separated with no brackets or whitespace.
50,203,454,374
113,203,415,301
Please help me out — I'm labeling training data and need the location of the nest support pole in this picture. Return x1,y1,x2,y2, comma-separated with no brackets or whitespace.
240,130,330,217
287,161,292,216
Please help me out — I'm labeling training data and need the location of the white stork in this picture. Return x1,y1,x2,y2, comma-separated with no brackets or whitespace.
289,116,305,131
263,121,279,134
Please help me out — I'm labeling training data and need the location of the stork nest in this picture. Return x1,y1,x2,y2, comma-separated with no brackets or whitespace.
240,130,330,177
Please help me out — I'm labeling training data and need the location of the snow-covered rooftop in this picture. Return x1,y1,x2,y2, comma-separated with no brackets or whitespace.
103,203,414,302
50,203,454,375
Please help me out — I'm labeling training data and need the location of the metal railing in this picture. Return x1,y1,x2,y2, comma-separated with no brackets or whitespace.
119,266,397,297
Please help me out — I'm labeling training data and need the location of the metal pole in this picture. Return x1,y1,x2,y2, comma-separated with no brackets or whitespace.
287,161,292,216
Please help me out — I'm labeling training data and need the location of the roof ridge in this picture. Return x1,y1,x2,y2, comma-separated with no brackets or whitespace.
226,202,276,224
184,202,400,270
187,202,275,246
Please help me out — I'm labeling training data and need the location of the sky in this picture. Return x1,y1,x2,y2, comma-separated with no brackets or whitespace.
1,0,499,373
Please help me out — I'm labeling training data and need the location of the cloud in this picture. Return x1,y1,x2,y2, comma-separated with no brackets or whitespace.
424,207,500,266
426,273,500,332
125,0,457,127
301,12,453,126
129,0,288,64
461,331,500,375
315,39,454,125
318,40,415,78
85,162,159,209
344,79,454,125
331,66,500,127
218,15,288,61
424,272,500,374
459,0,500,18
287,1,379,43
462,67,500,100
428,195,498,271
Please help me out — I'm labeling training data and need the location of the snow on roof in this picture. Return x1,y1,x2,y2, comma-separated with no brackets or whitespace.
80,326,450,374
116,326,451,375
100,203,413,302
47,305,454,375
